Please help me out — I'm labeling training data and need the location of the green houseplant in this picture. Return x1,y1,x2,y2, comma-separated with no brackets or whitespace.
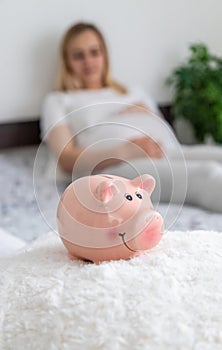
167,43,222,143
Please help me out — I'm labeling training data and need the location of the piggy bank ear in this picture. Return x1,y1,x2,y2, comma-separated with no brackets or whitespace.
95,180,120,203
132,174,156,195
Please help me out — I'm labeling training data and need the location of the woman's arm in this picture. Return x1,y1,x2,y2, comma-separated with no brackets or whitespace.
46,124,129,174
46,124,82,173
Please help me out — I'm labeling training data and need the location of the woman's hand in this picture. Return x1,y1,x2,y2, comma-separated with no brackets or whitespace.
118,102,151,114
123,136,164,159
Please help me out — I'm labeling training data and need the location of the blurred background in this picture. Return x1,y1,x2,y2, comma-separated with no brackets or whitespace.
1,0,222,124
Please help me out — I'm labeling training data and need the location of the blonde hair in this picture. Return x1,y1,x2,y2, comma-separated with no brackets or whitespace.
56,22,127,94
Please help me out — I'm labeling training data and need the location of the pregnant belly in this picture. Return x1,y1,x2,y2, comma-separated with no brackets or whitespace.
74,112,178,153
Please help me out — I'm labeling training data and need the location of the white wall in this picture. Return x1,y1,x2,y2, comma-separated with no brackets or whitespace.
1,0,222,122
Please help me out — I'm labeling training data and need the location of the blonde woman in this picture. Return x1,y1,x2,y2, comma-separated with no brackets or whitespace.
41,22,222,212
41,22,165,170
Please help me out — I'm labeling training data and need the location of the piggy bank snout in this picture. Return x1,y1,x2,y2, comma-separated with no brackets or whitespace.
132,209,163,234
145,212,164,233
134,212,163,251
145,211,163,225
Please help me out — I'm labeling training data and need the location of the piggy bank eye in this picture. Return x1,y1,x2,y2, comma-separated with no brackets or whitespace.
135,192,142,199
124,193,133,201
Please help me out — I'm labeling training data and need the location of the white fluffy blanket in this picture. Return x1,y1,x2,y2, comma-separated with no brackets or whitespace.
1,231,222,350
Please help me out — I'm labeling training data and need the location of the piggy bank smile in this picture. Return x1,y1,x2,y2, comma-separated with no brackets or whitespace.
119,232,137,252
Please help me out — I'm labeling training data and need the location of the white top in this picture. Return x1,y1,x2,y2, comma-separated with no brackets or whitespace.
41,86,177,152
41,86,159,136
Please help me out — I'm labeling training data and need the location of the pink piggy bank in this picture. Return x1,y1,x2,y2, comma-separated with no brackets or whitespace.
57,174,164,264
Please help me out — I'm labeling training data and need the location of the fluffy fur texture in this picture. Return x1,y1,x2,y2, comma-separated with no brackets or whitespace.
0,228,26,257
1,231,222,349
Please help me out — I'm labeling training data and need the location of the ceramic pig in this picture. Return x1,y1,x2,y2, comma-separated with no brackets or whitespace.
57,174,164,264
